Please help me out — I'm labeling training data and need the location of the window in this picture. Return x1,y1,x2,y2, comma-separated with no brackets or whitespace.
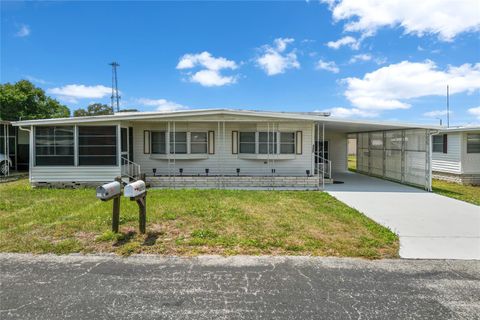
151,132,166,154
433,134,447,153
239,132,255,154
169,132,187,154
280,132,295,154
78,126,117,166
467,134,480,153
191,132,207,154
35,126,74,166
259,132,277,154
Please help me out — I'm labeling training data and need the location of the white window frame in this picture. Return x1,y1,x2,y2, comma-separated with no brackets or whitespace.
238,131,297,155
150,131,209,155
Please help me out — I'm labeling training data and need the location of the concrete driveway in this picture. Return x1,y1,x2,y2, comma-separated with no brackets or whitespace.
326,172,480,260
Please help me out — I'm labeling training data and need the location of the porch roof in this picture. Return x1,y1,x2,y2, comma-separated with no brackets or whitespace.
11,108,440,133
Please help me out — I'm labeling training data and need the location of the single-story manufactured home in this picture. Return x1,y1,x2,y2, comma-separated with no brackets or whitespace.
12,109,439,190
431,127,480,185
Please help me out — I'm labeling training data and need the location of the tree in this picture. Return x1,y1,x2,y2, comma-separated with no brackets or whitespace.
0,80,70,121
74,103,113,117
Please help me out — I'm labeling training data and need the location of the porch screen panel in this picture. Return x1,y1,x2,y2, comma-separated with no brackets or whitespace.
35,126,74,166
356,129,429,189
384,130,402,181
78,126,117,166
356,132,369,173
369,132,383,176
404,129,428,186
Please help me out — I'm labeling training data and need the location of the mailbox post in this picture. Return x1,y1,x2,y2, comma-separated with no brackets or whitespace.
124,180,147,234
96,177,122,233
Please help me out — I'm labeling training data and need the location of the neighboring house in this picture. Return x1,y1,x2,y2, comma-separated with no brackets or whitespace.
12,109,438,190
1,120,30,176
432,127,480,185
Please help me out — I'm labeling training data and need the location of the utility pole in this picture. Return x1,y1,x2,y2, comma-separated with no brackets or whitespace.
109,62,120,113
446,85,450,128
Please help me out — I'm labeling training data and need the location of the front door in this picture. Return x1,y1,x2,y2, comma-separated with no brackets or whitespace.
121,127,129,160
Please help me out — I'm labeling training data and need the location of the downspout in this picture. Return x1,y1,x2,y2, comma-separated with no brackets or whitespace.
18,126,32,183
427,129,440,192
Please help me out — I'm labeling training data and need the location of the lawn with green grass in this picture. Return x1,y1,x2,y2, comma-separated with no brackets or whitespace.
432,179,480,206
348,155,357,172
0,179,398,258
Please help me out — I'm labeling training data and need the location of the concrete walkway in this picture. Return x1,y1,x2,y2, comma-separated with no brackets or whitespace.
326,172,480,260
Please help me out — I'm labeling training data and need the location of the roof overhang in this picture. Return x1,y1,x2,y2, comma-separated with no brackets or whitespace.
11,108,440,133
437,126,480,133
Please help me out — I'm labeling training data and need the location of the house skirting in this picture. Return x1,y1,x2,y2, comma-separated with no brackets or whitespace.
147,175,321,190
432,171,480,186
32,181,108,188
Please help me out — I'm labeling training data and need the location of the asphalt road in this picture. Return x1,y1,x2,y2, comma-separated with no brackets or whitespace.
1,254,479,320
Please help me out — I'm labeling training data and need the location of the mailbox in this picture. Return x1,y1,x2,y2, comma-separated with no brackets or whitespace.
96,181,122,201
124,180,146,198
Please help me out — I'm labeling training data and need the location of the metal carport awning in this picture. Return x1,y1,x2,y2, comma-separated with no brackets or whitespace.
355,129,434,191
311,119,439,191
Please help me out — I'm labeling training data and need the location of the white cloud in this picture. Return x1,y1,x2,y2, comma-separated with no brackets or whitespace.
15,24,30,37
468,106,480,119
24,75,49,84
343,60,480,111
177,51,237,71
348,54,371,64
315,60,339,73
326,36,360,50
136,98,187,112
48,84,112,103
176,51,238,87
423,110,452,117
189,69,237,87
323,0,480,41
256,38,300,76
319,107,379,118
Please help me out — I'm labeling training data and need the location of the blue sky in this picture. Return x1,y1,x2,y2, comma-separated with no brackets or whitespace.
1,0,479,126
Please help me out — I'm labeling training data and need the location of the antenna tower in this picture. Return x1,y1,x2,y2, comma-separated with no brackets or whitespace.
109,62,120,112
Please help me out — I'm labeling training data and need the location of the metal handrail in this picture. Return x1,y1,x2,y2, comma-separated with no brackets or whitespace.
315,154,332,179
121,156,141,180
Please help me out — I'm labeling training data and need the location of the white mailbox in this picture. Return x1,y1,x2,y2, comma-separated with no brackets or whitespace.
124,180,146,198
96,181,122,201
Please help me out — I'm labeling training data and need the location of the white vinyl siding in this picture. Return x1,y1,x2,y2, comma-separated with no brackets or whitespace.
132,121,314,177
462,132,480,174
432,133,462,174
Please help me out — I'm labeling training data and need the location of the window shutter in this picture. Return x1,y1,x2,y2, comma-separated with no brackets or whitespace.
443,134,448,154
232,131,238,154
144,130,150,154
208,131,215,154
296,131,303,154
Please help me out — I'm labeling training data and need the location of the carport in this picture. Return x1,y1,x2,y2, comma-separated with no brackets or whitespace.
320,118,438,190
